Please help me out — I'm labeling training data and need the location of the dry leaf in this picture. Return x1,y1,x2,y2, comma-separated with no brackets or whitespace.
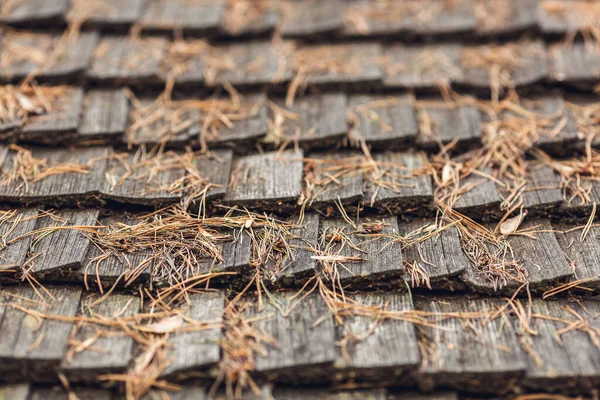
500,213,524,235
146,315,184,333
23,314,43,331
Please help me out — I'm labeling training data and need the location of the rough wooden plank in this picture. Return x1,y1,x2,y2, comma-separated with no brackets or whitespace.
0,209,39,282
320,217,404,286
195,148,233,200
364,152,433,213
0,0,67,25
383,44,462,90
451,170,503,219
0,384,30,400
0,32,97,83
550,42,600,85
78,214,153,289
26,209,99,280
78,89,129,139
456,40,548,90
399,219,469,289
416,100,482,150
0,146,109,205
29,387,111,400
139,0,224,35
0,285,81,381
281,0,344,37
249,292,336,383
553,222,600,289
348,95,418,149
224,150,304,209
415,297,527,393
162,292,225,378
522,165,563,212
269,94,348,149
336,293,420,382
275,389,386,400
18,87,84,142
474,0,539,36
60,292,140,381
89,36,168,84
68,0,146,28
537,0,592,35
461,219,573,294
221,0,279,37
100,151,185,206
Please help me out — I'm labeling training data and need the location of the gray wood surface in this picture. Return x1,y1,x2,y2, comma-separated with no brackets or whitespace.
0,208,38,281
537,1,584,34
89,36,168,83
415,297,527,393
139,0,224,34
195,148,233,200
162,292,225,378
78,89,129,139
224,150,304,207
409,0,477,35
221,1,279,36
281,0,345,37
451,169,502,218
0,285,82,381
29,387,111,400
205,94,268,146
60,292,140,380
475,0,538,35
398,219,469,288
364,152,433,211
522,165,563,211
0,384,30,400
275,389,386,400
250,292,336,382
383,45,462,89
0,146,109,204
320,217,404,285
553,222,600,288
27,209,99,279
72,0,145,27
0,0,67,24
416,101,482,149
307,152,364,207
550,42,600,84
271,94,348,149
349,95,418,149
336,293,420,382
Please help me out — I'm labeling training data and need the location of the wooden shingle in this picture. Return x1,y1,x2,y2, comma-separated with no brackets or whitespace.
0,285,81,381
270,94,348,149
249,292,336,383
162,292,224,378
415,297,527,393
522,165,563,212
550,42,600,85
474,0,539,36
319,217,404,286
0,209,39,282
399,219,469,289
0,0,67,25
348,95,418,149
0,32,96,83
89,36,168,84
275,389,386,400
139,0,224,35
537,0,596,35
221,0,279,37
416,100,482,150
60,292,140,381
363,152,433,213
0,384,30,400
224,150,304,210
30,387,111,400
78,89,130,139
68,0,146,29
451,170,503,219
195,148,234,200
335,293,420,383
554,222,600,290
26,209,99,280
281,0,345,37
0,146,109,205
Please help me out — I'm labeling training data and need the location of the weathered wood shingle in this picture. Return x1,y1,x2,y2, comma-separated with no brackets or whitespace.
139,0,224,35
281,0,345,37
550,42,600,86
0,209,39,282
78,89,130,140
449,170,503,219
0,384,30,400
67,0,146,29
416,100,482,150
474,0,539,36
522,165,563,213
195,148,234,200
221,0,279,37
0,0,68,25
275,389,386,400
553,222,600,290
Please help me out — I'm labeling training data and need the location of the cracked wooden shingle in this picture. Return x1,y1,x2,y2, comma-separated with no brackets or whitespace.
78,89,130,140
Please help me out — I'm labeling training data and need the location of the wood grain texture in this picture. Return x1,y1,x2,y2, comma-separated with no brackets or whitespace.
522,165,563,211
78,89,129,139
224,150,304,208
60,292,140,380
249,292,336,383
0,285,82,381
271,94,348,149
364,152,433,212
415,297,527,393
195,148,233,200
553,222,600,289
73,0,146,28
336,293,420,382
461,219,573,293
0,146,109,204
281,0,345,37
27,209,99,279
0,0,67,24
408,0,477,35
306,152,364,208
416,101,482,149
0,32,97,83
320,217,404,285
89,36,168,84
520,299,600,391
0,209,38,282
474,0,538,36
0,384,30,400
162,292,225,378
451,169,502,218
399,219,469,289
275,389,386,400
349,95,418,149
383,45,462,89
139,0,224,34
550,42,600,84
